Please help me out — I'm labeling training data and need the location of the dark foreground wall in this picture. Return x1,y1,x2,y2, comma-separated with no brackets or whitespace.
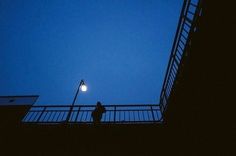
1,124,168,156
0,1,235,155
163,1,235,155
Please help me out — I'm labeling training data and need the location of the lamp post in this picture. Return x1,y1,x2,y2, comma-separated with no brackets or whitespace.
66,79,87,122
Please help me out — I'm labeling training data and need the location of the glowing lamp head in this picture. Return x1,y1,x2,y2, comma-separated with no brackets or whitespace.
80,84,87,92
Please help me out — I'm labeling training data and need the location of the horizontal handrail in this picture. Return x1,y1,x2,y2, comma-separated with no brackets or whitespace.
31,104,160,107
22,104,161,124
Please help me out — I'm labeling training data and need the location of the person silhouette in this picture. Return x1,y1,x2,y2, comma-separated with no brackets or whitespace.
92,101,106,124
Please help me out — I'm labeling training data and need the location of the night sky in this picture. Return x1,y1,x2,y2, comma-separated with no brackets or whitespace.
0,0,183,105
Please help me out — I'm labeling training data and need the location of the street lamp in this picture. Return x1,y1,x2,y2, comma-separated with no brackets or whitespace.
67,79,87,122
80,82,87,92
72,79,87,106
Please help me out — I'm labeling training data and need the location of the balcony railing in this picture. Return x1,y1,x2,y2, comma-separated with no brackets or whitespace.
22,104,161,124
22,0,203,125
159,0,202,116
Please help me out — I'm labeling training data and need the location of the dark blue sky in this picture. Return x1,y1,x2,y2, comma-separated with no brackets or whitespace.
0,0,183,105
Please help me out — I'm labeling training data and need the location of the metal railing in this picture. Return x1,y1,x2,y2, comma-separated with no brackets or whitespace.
159,0,202,116
22,0,203,125
22,104,161,124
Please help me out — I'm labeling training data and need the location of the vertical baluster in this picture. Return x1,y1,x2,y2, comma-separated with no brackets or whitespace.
150,106,155,122
114,106,116,123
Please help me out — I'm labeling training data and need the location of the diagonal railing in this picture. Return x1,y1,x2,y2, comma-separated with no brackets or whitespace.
159,0,202,118
22,104,161,124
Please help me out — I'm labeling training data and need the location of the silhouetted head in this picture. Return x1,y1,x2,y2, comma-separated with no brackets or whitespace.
96,101,102,107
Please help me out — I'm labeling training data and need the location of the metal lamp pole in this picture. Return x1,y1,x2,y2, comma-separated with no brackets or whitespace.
66,79,87,122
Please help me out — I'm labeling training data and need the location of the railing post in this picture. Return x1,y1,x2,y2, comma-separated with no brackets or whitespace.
67,105,73,122
114,106,116,123
75,106,81,122
150,106,155,122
